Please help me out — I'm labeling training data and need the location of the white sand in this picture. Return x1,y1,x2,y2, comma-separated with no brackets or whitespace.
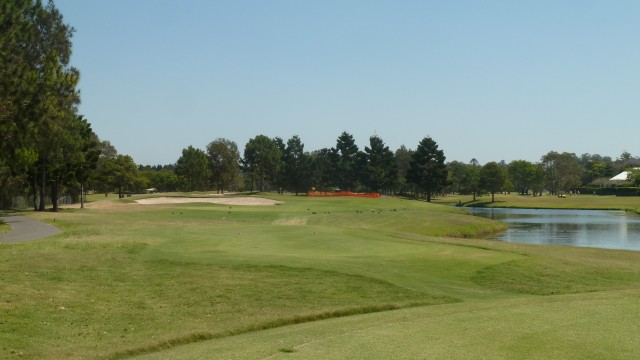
135,197,281,206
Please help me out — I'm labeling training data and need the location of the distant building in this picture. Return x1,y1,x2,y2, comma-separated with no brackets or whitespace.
609,168,640,185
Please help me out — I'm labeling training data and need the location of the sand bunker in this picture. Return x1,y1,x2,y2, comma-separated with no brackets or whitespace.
135,197,281,206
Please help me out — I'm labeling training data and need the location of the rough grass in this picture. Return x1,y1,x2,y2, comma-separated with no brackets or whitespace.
0,219,8,233
3,194,640,359
0,195,506,359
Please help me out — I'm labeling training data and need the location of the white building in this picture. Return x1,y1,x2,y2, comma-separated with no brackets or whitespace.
609,168,639,184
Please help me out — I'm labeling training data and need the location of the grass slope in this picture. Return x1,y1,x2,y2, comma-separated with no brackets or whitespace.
2,194,640,359
134,291,640,360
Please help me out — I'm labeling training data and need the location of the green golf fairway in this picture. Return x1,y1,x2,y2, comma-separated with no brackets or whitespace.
2,194,640,359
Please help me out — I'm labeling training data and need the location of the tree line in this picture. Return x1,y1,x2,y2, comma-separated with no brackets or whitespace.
3,2,639,210
138,133,640,203
165,132,450,202
1,0,104,210
447,151,640,202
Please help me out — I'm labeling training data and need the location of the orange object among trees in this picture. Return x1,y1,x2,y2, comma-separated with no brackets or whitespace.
307,191,381,198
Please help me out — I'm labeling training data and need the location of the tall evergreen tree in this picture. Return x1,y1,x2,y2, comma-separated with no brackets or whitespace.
406,137,447,202
333,131,359,191
1,0,87,211
283,135,308,195
394,145,414,195
447,160,468,194
481,161,506,203
363,135,397,193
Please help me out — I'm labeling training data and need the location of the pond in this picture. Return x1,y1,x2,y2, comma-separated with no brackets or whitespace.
467,207,640,251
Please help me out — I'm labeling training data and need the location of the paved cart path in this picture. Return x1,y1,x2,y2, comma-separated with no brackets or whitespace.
0,215,61,244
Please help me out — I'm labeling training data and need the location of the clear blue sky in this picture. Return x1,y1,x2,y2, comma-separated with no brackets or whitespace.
55,0,640,166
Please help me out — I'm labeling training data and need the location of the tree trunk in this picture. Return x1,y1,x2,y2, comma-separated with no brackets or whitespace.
80,181,84,209
39,161,46,211
33,176,38,211
51,178,58,212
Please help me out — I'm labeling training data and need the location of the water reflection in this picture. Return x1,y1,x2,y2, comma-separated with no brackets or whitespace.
468,208,640,251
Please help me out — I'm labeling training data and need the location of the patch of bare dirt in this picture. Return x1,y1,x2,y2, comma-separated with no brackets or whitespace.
273,217,308,225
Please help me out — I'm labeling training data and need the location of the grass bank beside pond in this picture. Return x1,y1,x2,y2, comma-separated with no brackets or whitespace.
2,193,640,359
435,193,640,213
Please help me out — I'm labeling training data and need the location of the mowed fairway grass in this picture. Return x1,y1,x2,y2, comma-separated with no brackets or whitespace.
2,195,640,359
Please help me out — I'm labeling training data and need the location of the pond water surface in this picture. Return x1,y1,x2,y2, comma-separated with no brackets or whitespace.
468,208,640,251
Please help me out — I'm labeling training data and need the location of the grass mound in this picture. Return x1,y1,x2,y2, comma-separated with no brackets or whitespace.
473,258,640,295
472,243,640,295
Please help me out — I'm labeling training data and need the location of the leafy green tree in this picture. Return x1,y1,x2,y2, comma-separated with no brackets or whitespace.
58,115,100,209
541,151,582,195
175,145,209,192
579,153,615,185
508,160,538,195
78,120,101,208
582,161,606,185
90,140,117,196
406,137,447,202
243,135,282,192
629,169,640,187
618,151,633,162
530,164,546,197
114,155,139,198
139,169,181,192
447,160,468,194
95,154,139,198
481,161,506,203
206,138,241,194
465,158,482,201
